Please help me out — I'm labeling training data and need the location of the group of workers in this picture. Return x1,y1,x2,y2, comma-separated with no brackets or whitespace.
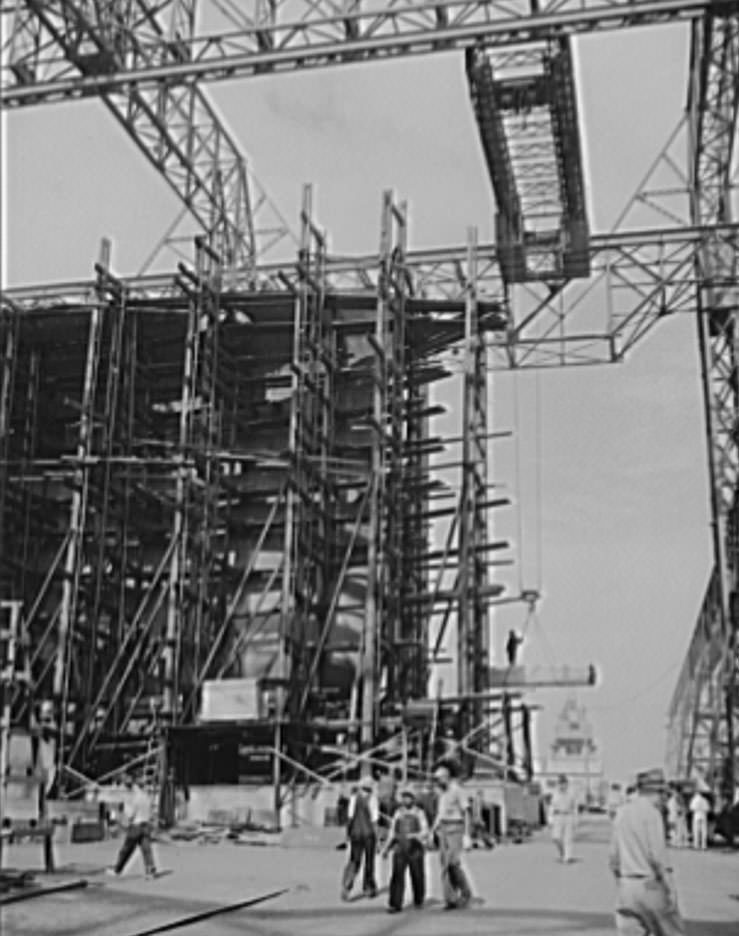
667,788,711,850
340,763,474,913
100,757,710,935
341,762,701,934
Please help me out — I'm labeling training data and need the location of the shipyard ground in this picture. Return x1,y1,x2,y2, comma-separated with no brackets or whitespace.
2,816,737,936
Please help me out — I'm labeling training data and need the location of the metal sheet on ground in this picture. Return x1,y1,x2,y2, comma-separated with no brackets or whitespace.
0,879,88,906
122,888,289,936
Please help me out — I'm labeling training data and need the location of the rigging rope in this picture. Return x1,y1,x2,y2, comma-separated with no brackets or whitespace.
534,366,544,595
512,368,526,596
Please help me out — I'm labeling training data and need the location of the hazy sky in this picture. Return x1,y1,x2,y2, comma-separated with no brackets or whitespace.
4,21,708,780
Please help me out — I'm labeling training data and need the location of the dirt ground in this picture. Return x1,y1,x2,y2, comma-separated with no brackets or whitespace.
2,816,737,936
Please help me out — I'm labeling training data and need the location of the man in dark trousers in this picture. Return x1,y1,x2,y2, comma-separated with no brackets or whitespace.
106,775,159,879
382,786,429,913
341,773,379,900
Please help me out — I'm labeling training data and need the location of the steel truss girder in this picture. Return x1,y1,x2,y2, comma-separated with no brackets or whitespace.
666,570,728,779
1,0,726,106
4,1,292,275
466,37,590,283
669,7,739,792
5,223,737,369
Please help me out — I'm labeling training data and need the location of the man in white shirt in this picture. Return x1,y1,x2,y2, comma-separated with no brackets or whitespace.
609,768,685,935
431,764,472,909
688,790,710,850
341,773,379,900
549,774,577,863
107,775,158,878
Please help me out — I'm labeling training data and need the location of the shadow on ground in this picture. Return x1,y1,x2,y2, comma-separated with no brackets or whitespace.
9,883,738,936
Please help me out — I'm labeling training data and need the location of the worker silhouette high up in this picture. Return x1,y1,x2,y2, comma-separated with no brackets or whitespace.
506,630,524,666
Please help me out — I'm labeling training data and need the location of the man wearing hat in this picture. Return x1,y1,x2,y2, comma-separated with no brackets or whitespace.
608,768,685,935
381,785,429,913
431,764,473,909
341,772,379,900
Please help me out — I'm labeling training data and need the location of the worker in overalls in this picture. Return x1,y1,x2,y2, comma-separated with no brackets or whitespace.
341,772,379,900
549,773,577,863
431,764,473,909
609,768,685,935
382,785,429,913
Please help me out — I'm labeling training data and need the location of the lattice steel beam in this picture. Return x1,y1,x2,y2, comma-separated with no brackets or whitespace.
1,0,723,106
669,7,739,791
5,223,737,368
467,36,590,283
3,1,292,275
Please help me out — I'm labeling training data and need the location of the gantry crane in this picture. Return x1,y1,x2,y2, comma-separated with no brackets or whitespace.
1,2,738,798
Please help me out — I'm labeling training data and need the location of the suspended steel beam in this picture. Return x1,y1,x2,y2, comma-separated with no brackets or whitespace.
488,663,597,689
1,0,725,107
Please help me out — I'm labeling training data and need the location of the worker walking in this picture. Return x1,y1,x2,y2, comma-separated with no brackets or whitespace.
609,768,685,935
381,785,429,913
549,774,577,863
341,773,379,900
106,774,159,879
688,790,709,850
431,764,473,910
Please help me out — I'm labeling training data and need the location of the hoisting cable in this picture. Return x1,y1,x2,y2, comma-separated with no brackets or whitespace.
534,366,544,597
512,367,526,598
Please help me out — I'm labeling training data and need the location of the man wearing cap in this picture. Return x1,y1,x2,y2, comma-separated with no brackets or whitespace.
341,773,379,900
431,764,473,909
382,785,429,913
549,774,577,863
608,768,685,935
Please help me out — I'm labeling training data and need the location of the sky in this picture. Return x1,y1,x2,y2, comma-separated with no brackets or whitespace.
3,20,711,780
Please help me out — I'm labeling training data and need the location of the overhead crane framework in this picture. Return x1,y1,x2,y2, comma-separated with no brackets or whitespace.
466,38,590,283
1,2,738,797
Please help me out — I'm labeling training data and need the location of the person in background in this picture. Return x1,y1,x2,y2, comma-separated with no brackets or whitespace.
506,630,524,666
666,788,680,846
688,789,710,850
549,774,577,863
377,769,398,844
106,774,159,879
382,786,429,913
335,782,352,851
609,768,685,935
673,790,689,848
607,783,625,820
431,764,473,910
469,790,494,848
341,772,379,900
